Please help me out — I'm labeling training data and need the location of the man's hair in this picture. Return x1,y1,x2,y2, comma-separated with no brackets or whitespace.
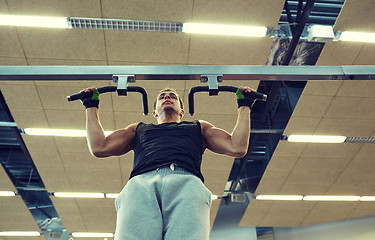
153,88,184,110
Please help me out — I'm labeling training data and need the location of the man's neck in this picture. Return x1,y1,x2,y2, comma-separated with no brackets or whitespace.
156,112,181,124
157,116,181,124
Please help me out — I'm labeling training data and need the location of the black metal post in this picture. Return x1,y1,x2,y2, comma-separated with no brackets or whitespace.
282,0,316,66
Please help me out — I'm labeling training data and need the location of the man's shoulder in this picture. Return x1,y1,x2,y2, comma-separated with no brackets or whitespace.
126,122,141,132
197,120,214,131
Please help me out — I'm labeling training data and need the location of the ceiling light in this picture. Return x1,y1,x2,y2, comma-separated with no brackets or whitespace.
182,23,267,37
23,128,112,137
287,135,347,143
256,195,303,201
105,193,119,199
303,195,360,201
71,232,114,238
360,196,375,201
0,14,68,28
339,31,375,43
68,17,182,32
307,25,335,42
0,231,41,236
0,191,16,196
53,192,105,198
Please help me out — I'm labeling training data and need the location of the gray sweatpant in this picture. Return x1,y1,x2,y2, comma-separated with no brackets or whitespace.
114,164,212,240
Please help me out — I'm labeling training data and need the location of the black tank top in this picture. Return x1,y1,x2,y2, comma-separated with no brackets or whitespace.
130,120,205,182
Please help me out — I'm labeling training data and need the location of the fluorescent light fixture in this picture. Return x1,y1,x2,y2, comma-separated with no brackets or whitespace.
72,232,114,238
360,196,375,201
339,31,375,43
0,14,68,28
0,231,41,236
256,195,303,201
287,135,346,143
53,192,105,198
0,191,16,196
182,23,267,37
105,193,120,199
23,128,112,137
303,195,360,201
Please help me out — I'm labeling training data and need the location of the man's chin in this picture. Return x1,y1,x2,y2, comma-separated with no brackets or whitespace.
159,106,178,115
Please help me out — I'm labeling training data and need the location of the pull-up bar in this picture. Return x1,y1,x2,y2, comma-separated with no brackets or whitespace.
0,65,374,81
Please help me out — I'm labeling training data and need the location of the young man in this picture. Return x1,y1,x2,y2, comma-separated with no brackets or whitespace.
80,86,255,240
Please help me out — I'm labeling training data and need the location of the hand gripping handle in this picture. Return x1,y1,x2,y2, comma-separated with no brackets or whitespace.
67,86,149,115
188,86,267,116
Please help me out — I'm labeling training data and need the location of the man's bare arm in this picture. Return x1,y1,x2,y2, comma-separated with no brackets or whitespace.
86,107,138,158
200,106,250,157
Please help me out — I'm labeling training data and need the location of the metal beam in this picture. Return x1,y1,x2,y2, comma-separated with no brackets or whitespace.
0,65,374,81
282,0,316,66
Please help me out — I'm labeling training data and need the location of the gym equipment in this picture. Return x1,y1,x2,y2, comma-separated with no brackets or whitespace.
67,75,149,115
188,75,267,115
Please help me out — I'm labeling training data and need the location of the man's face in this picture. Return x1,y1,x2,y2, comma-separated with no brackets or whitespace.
153,91,183,118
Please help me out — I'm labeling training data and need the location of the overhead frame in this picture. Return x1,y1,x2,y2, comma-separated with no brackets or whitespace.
0,65,374,81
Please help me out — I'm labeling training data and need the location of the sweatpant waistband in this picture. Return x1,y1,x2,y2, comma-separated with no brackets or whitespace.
154,163,193,175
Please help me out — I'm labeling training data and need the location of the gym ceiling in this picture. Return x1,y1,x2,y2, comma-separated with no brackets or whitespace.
0,0,375,239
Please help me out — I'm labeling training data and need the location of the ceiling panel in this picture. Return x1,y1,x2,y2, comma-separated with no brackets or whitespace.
5,0,102,18
6,109,49,129
0,57,27,65
0,196,40,231
260,201,316,227
17,28,107,62
291,94,334,118
318,0,375,66
192,0,284,27
334,0,375,32
28,59,107,65
0,27,24,58
316,42,365,66
301,202,360,226
337,80,375,97
102,0,194,22
0,0,9,14
105,31,190,64
188,37,273,65
301,80,343,96
65,167,123,192
0,165,15,191
0,83,43,109
282,116,321,135
347,202,375,220
51,198,86,232
325,97,375,119
352,44,375,64
314,118,375,136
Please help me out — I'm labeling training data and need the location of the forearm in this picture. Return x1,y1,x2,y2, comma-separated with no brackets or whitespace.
86,107,106,156
231,106,250,156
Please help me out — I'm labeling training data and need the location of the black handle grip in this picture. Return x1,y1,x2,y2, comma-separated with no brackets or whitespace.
188,86,267,116
67,86,149,115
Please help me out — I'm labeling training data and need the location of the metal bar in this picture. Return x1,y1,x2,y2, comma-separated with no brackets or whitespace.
282,0,316,66
296,0,304,22
0,121,17,127
1,66,375,81
284,1,296,35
